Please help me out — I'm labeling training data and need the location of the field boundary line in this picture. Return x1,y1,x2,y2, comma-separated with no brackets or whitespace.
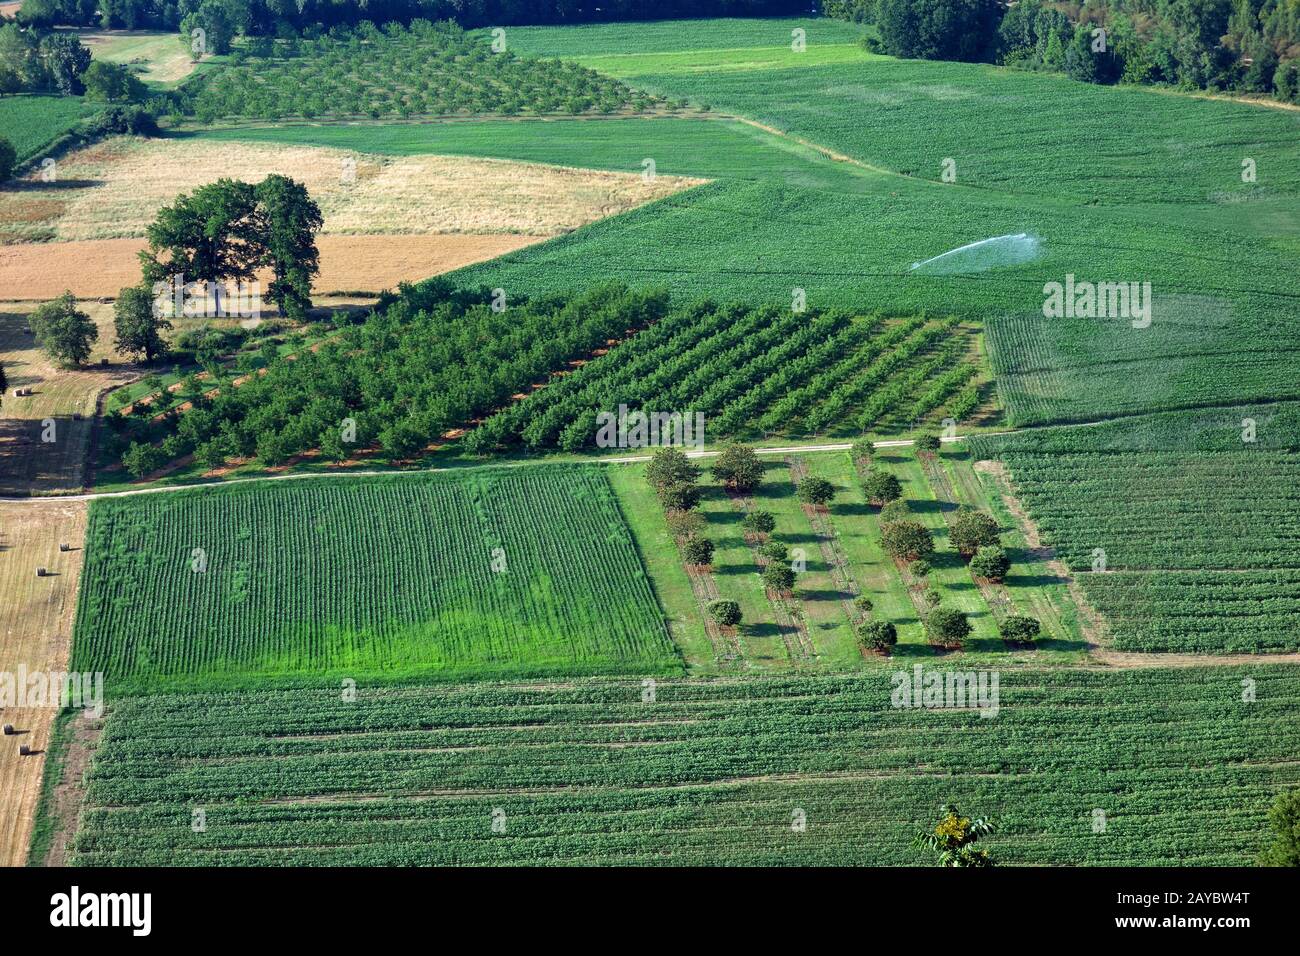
0,434,1001,504
243,766,1025,806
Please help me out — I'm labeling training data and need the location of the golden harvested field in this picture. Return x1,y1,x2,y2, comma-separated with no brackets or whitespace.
0,233,544,300
0,303,126,495
0,137,701,242
0,498,88,867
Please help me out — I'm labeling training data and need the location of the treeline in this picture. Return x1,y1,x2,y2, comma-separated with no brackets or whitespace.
0,16,157,103
0,18,92,94
826,0,1300,103
14,0,806,33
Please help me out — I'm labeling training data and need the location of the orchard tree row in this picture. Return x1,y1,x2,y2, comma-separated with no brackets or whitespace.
112,282,668,478
182,19,666,122
856,437,1040,648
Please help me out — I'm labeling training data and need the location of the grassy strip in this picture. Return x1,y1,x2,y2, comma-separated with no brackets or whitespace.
606,463,712,673
767,457,859,667
25,708,76,867
810,450,924,651
695,471,789,668
878,449,1002,649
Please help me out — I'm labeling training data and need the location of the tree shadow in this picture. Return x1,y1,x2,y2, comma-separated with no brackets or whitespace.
1034,635,1092,654
714,563,756,577
889,644,935,659
5,178,103,192
0,415,87,495
798,587,850,602
929,551,970,573
708,508,744,525
745,622,797,640
777,530,819,545
1008,571,1067,588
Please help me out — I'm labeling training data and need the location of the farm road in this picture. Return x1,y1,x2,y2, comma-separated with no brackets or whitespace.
0,433,995,504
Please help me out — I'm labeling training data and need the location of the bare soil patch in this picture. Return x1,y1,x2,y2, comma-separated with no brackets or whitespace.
39,713,103,867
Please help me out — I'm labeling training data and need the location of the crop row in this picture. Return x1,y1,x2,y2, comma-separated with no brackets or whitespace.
991,441,1300,652
186,19,659,122
469,304,979,450
1080,569,1300,653
1000,450,1300,572
72,465,678,688
68,668,1300,865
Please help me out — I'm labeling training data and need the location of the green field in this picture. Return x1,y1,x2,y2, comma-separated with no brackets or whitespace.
69,667,1300,865
604,445,1083,672
71,466,681,688
192,127,1300,437
191,116,879,190
90,17,1300,666
195,27,1300,432
993,451,1300,574
501,20,1300,428
29,12,1300,871
972,413,1300,653
0,95,89,163
78,30,203,89
970,399,1300,456
513,30,1300,207
490,17,871,58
